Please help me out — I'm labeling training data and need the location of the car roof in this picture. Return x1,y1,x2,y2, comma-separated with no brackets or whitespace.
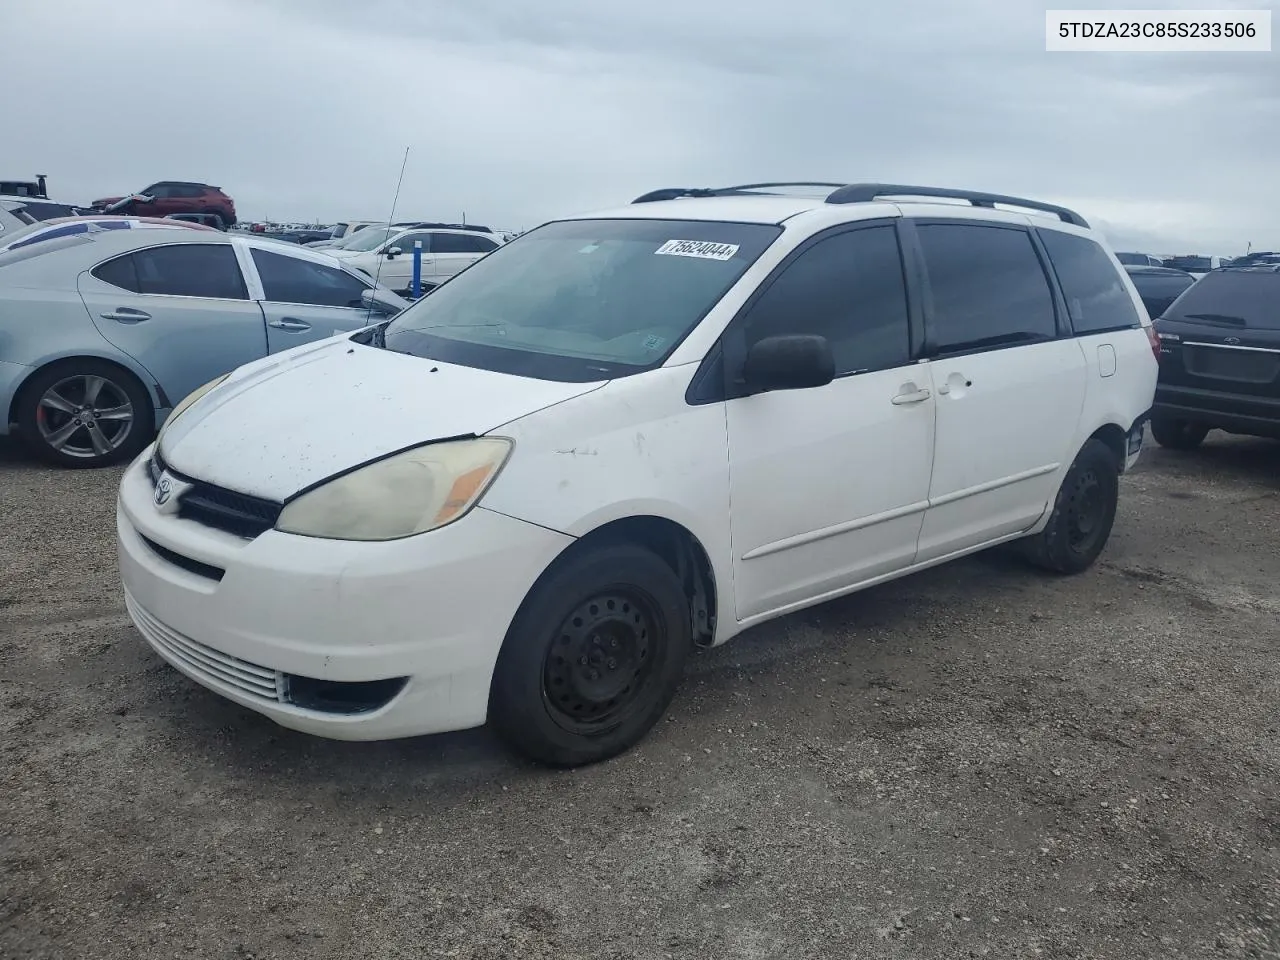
558,181,1094,231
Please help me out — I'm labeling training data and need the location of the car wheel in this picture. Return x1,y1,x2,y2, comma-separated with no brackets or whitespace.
1018,438,1120,575
1150,416,1210,450
488,543,693,767
17,361,152,468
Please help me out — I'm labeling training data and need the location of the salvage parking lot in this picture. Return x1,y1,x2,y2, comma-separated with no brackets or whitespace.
2,435,1278,959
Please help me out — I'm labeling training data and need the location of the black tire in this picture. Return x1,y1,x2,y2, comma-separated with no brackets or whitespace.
488,543,693,767
1018,438,1120,575
17,360,153,468
1150,416,1210,450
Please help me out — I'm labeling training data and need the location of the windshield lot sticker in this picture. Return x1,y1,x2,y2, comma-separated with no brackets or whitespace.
578,242,600,254
654,239,740,261
643,334,665,350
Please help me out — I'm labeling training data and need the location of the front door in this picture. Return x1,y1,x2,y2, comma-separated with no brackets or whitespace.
245,246,386,351
379,231,435,291
910,220,1087,562
78,242,268,406
724,221,935,621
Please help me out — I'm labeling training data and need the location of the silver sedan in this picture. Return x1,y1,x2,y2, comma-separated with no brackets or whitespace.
0,225,409,467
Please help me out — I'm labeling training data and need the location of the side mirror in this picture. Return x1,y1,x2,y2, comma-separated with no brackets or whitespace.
385,246,402,258
742,334,835,393
359,289,402,315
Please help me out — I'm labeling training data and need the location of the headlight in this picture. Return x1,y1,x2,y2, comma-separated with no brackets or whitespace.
275,438,512,541
157,374,229,447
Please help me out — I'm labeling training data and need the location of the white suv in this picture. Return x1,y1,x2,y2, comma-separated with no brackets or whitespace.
116,181,1159,767
327,225,503,293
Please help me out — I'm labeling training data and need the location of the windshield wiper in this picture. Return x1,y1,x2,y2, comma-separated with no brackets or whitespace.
1183,313,1248,327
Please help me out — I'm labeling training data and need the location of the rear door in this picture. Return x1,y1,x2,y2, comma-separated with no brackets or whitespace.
77,242,267,404
244,246,385,351
427,231,500,285
911,219,1087,561
1155,270,1280,406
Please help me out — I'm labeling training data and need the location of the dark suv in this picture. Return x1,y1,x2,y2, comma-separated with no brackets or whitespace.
90,181,236,226
1150,265,1280,448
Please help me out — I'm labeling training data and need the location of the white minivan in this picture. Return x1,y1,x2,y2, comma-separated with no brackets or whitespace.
116,182,1159,766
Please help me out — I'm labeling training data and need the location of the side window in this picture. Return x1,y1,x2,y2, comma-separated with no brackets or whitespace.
176,185,205,198
917,223,1057,353
432,232,495,254
387,233,428,254
251,248,371,307
740,225,911,376
143,184,173,198
1038,230,1143,333
131,244,248,299
92,253,142,292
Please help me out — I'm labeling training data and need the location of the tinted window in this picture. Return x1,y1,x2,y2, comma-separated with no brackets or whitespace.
1129,273,1195,318
1162,271,1280,330
1165,256,1212,272
251,248,370,307
741,225,910,375
431,232,498,254
387,232,430,253
143,184,173,198
92,254,142,292
175,185,204,198
1039,230,1143,333
918,224,1056,353
131,244,247,299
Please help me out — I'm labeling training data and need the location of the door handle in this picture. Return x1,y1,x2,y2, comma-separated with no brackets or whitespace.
891,388,931,405
100,308,151,323
268,317,311,331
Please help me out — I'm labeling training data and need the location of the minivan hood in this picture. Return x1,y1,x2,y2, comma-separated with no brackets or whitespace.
159,338,604,501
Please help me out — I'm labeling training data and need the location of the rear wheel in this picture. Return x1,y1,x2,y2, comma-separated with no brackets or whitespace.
1150,416,1210,450
1018,438,1120,575
17,361,152,468
488,543,693,767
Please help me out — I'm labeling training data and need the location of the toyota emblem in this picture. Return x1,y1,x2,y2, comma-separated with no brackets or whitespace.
154,475,172,506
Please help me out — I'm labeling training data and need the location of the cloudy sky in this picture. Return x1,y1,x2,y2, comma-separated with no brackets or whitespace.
9,0,1277,254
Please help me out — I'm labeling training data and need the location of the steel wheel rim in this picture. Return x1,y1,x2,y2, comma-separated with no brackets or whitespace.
1065,467,1104,550
542,589,664,735
35,375,134,459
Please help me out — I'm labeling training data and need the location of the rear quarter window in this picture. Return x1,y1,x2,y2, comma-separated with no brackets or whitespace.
1038,230,1143,334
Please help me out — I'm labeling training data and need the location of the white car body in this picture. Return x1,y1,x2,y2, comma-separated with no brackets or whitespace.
330,226,502,292
116,184,1158,759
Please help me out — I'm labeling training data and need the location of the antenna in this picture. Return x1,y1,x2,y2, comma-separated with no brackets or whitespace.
367,146,411,322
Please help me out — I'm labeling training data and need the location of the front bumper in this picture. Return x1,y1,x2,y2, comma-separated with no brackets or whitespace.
116,447,573,740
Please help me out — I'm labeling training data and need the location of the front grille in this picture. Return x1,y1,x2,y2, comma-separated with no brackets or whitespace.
139,534,225,582
126,591,284,705
151,451,282,539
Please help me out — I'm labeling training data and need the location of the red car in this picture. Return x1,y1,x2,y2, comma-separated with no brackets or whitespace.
90,181,236,226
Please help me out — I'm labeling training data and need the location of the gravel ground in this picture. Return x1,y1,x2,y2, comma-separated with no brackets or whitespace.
2,432,1278,960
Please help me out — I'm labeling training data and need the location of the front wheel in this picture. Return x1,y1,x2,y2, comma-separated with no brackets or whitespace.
488,543,693,767
1018,438,1120,575
17,361,152,468
1150,416,1210,450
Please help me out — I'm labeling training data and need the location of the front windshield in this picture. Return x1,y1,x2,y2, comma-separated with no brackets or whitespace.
338,225,398,251
381,217,782,381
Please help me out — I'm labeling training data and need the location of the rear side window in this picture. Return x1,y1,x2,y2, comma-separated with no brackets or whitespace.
129,244,248,299
917,223,1057,353
1039,230,1143,333
431,232,499,254
92,254,143,292
251,248,370,307
741,224,911,375
1162,271,1280,330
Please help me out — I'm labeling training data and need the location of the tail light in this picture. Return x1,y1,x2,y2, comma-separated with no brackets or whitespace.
1145,323,1161,362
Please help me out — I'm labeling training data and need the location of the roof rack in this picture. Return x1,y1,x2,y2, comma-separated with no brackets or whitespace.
631,180,1089,228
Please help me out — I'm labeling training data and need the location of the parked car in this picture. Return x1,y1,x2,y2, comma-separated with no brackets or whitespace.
165,213,227,230
306,220,381,248
1149,264,1280,448
115,181,1157,766
0,175,49,198
0,195,85,235
1115,252,1163,267
0,229,408,467
327,224,503,293
0,216,214,253
1162,255,1229,278
1124,264,1197,319
91,181,236,226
